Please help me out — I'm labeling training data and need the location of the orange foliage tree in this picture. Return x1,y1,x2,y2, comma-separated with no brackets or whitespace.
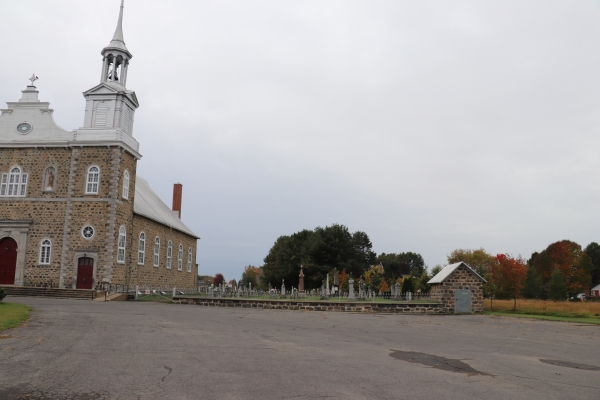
379,278,389,293
491,254,528,310
533,240,592,294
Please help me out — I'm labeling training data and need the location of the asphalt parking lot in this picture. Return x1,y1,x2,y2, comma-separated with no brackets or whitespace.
0,297,599,399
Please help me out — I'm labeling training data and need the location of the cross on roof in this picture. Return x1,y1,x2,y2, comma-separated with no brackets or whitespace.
29,74,39,86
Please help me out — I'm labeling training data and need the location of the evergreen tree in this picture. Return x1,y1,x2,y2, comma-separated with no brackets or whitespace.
401,277,414,294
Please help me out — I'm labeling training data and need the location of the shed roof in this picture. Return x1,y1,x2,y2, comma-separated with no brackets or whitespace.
592,284,600,291
428,262,486,284
134,177,199,239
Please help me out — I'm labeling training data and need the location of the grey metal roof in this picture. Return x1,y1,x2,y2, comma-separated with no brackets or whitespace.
134,177,199,239
428,262,486,284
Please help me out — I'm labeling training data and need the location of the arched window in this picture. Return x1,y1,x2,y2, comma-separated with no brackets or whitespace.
86,166,100,194
39,239,52,265
1,166,28,197
187,248,193,273
178,244,183,271
117,225,126,263
122,170,130,199
138,232,145,265
166,241,172,269
153,237,160,267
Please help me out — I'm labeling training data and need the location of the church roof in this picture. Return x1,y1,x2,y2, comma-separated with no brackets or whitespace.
134,177,199,239
428,262,486,284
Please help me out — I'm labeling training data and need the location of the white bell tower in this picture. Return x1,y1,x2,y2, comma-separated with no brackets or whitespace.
78,0,140,147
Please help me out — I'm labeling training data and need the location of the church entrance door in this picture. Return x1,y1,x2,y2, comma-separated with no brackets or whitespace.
0,237,18,285
76,257,94,290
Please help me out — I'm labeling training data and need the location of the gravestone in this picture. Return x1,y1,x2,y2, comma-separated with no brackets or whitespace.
348,276,355,299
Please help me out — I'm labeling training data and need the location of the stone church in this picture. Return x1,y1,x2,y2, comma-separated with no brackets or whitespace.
0,1,199,290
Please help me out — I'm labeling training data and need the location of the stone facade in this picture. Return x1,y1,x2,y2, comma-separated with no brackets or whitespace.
0,146,197,289
129,214,197,288
429,263,484,313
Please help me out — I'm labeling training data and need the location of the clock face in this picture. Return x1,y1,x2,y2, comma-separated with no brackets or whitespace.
17,122,32,134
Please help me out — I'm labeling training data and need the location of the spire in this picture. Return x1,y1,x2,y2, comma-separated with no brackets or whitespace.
103,0,130,57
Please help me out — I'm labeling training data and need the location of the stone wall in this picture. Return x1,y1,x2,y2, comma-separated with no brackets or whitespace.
172,297,444,313
429,264,484,313
128,214,197,288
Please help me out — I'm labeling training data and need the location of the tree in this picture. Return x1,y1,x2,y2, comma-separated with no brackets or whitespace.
379,278,390,293
401,277,414,294
415,272,432,294
548,269,568,301
491,254,528,310
377,252,425,280
339,269,348,293
534,240,593,294
241,265,262,289
447,248,495,277
213,273,225,286
521,253,543,299
364,265,383,292
584,242,600,287
262,224,376,290
198,275,213,285
430,265,443,277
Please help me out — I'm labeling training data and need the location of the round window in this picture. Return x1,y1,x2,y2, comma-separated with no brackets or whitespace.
17,122,32,134
82,225,95,239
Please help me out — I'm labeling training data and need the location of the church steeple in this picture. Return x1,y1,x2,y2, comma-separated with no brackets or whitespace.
78,0,139,145
100,0,132,87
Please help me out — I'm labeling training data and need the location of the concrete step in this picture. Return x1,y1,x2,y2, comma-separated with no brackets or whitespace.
94,293,127,302
0,286,96,300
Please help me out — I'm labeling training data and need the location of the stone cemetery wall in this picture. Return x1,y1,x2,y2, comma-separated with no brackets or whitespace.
172,297,445,314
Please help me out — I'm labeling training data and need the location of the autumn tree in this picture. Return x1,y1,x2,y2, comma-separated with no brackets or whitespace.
447,248,495,277
379,278,390,293
534,240,593,294
213,273,225,286
490,254,528,310
241,265,262,289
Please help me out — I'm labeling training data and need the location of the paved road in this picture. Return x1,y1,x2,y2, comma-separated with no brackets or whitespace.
0,297,599,399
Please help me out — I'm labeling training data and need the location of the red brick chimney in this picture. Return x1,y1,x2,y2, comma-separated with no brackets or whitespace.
172,183,182,219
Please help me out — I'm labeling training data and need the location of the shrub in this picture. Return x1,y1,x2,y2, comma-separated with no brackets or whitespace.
0,288,5,302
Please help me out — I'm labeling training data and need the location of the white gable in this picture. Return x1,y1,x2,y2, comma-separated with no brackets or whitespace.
428,262,486,284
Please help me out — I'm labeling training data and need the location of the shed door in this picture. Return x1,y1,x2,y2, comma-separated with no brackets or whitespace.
76,257,94,290
455,289,471,313
0,237,18,285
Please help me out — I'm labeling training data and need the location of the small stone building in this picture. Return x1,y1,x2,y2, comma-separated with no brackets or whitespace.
428,262,485,313
0,1,199,290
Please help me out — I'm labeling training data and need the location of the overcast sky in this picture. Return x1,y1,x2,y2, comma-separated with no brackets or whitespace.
2,0,600,280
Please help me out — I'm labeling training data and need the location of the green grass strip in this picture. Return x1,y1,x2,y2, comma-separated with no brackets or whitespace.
485,310,600,325
0,302,31,331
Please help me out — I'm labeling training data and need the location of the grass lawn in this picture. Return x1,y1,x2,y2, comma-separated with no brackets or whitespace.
484,299,600,324
0,302,31,331
485,310,600,325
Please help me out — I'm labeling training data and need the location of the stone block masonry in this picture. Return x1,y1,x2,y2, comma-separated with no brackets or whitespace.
172,297,445,314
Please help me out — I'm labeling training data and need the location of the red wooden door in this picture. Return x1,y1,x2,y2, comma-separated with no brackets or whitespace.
76,257,94,289
0,237,18,285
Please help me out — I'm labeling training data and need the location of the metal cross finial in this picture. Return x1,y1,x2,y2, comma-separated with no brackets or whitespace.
29,74,39,86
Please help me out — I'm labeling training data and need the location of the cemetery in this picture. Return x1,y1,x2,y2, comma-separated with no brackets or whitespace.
171,262,484,314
